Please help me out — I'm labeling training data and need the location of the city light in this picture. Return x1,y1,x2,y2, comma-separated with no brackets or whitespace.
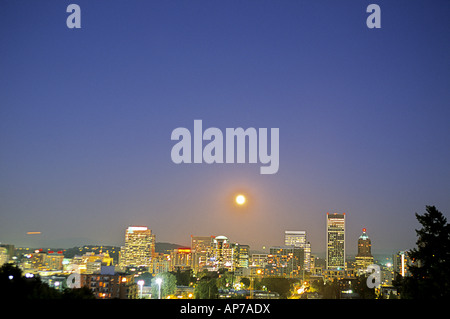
137,280,144,299
156,278,163,299
1,218,418,300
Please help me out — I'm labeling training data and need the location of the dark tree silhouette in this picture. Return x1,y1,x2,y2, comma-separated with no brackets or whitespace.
402,205,450,299
0,263,94,299
194,271,218,299
354,274,377,299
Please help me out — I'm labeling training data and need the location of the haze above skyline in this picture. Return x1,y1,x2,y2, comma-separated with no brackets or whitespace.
1,1,449,256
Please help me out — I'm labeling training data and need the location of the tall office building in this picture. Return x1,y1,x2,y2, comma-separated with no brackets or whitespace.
170,248,193,271
210,235,237,270
119,226,155,269
191,235,214,272
268,246,304,277
355,228,374,273
284,230,311,271
326,213,346,270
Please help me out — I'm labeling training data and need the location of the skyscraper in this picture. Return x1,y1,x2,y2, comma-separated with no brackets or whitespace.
211,235,236,270
326,213,346,270
284,230,311,271
268,246,304,277
119,226,155,269
355,228,374,273
191,235,214,272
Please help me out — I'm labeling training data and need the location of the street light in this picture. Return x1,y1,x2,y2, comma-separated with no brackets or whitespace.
155,278,162,299
250,269,262,299
137,280,144,299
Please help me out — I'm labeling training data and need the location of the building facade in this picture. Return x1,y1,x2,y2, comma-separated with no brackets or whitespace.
237,244,250,269
80,266,137,299
170,248,193,271
0,247,9,266
355,228,374,273
150,252,170,274
284,230,311,271
22,251,64,271
250,253,269,269
267,246,304,278
210,236,237,271
190,235,214,273
71,251,114,274
119,226,155,269
326,213,346,270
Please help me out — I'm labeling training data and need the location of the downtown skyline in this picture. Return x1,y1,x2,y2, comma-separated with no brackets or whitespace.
1,1,450,257
0,211,423,258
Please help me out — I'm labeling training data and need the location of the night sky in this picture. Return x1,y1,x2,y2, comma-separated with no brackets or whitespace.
1,0,449,256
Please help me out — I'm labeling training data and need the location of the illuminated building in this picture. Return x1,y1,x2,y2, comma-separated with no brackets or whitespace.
70,252,114,274
326,213,346,270
267,246,304,278
228,242,239,271
119,226,155,269
322,268,356,282
233,244,250,276
284,230,311,271
150,252,170,274
237,244,250,268
0,244,14,262
44,252,64,271
210,236,237,271
355,228,374,273
393,251,411,277
26,252,46,270
23,251,64,271
80,266,137,299
0,247,8,266
170,248,193,271
250,253,268,268
190,235,214,272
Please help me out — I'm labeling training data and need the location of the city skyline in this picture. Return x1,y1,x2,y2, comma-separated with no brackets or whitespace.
1,1,450,258
0,213,414,258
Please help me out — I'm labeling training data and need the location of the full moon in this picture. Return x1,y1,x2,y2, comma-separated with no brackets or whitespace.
235,194,246,205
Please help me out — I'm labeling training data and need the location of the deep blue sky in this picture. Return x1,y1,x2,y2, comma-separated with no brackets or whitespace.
1,0,449,255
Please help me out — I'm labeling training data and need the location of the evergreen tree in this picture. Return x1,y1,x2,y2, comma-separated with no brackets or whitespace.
194,271,218,299
404,205,450,299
